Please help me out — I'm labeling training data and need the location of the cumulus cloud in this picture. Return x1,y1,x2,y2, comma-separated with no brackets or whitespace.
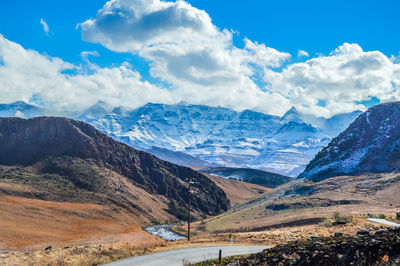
391,53,400,64
264,43,400,116
298,50,309,58
79,0,292,114
0,34,174,113
1,0,400,118
40,18,50,36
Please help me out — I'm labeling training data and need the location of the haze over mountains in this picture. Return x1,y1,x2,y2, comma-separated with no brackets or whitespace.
0,101,361,177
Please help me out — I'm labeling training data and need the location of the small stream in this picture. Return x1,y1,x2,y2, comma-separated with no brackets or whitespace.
144,223,187,241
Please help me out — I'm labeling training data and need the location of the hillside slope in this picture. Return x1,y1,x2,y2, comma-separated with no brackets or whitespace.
299,102,400,181
205,173,400,232
205,174,270,206
0,117,230,249
199,167,292,188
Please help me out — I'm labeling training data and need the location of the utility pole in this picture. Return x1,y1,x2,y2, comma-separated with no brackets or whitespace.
187,179,192,241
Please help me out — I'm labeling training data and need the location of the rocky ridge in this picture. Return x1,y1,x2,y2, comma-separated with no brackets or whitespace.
0,117,230,219
300,102,400,181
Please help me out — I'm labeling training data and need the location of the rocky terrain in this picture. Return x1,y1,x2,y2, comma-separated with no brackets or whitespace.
217,228,400,265
300,102,400,181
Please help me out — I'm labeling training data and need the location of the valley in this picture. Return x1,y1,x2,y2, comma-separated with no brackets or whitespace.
1,1,399,265
1,102,400,265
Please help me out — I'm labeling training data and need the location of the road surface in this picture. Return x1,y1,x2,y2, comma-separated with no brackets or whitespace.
367,218,400,227
105,245,270,266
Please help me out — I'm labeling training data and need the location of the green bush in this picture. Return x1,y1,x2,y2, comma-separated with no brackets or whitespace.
378,214,386,219
166,201,195,221
333,211,353,224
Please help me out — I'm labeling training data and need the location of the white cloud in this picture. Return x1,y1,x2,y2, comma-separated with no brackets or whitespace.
0,34,174,113
80,50,99,63
264,43,400,117
79,0,292,114
391,53,400,64
1,1,400,118
40,18,50,36
298,50,309,58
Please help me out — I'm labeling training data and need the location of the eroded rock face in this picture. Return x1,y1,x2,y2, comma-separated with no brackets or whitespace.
300,102,400,181
0,117,230,216
235,228,400,266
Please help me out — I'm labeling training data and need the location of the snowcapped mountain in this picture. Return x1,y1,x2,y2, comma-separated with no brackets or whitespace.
0,101,361,177
299,102,400,181
0,101,46,118
77,100,113,120
81,102,360,177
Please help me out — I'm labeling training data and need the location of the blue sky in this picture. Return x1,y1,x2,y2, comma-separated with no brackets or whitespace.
0,0,399,116
1,0,399,63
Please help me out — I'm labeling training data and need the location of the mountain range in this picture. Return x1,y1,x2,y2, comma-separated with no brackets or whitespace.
0,101,362,177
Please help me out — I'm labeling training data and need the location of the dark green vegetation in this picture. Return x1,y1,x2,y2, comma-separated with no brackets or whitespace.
195,228,400,265
0,117,230,221
200,167,292,188
0,158,114,204
166,200,195,221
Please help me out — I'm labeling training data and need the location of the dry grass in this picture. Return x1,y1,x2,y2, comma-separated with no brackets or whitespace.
0,214,391,265
1,242,162,266
206,174,270,206
2,173,400,265
204,173,400,232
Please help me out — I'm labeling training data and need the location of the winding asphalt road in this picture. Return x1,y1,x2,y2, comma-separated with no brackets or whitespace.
105,245,270,266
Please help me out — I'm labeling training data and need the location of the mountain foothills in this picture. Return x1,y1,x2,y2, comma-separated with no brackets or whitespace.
0,117,229,224
0,101,362,177
299,102,400,181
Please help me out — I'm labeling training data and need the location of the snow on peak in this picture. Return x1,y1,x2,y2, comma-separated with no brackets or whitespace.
299,102,400,181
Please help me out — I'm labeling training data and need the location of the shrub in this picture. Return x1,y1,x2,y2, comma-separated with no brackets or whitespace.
166,201,195,221
320,217,333,227
333,211,353,224
378,214,386,219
